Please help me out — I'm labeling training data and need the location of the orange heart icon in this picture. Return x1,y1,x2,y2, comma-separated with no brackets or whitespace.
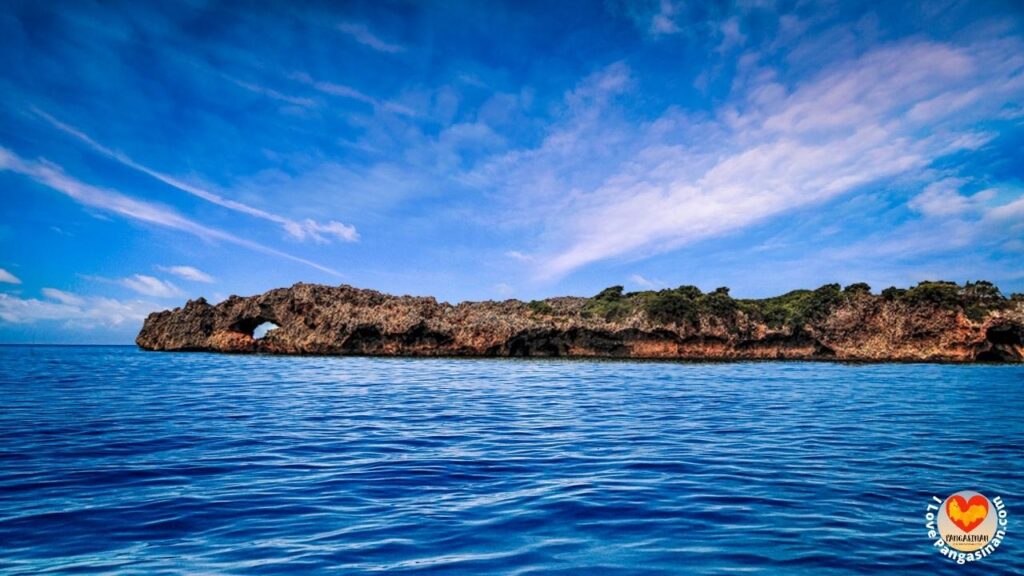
946,494,988,533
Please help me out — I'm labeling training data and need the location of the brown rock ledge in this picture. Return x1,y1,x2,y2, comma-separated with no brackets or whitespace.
136,282,1024,362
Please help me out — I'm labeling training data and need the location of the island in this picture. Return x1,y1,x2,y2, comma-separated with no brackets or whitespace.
136,281,1024,362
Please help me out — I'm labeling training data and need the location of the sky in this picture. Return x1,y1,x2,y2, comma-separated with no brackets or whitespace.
1,0,1023,344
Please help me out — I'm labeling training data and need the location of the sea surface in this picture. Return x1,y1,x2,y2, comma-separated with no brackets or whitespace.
0,345,1021,575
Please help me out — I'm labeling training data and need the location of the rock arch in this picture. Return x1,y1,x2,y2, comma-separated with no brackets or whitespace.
230,316,281,339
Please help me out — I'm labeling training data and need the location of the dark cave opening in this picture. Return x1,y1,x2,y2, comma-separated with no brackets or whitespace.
976,325,1023,362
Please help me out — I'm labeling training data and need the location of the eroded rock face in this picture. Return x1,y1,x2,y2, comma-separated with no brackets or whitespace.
136,283,1024,362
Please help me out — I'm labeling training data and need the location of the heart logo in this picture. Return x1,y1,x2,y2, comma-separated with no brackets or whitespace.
946,494,989,533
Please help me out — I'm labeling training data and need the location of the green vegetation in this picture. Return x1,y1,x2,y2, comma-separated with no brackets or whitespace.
805,283,844,321
843,282,872,296
703,287,738,317
736,283,843,329
582,285,633,321
903,280,961,308
896,280,1008,321
636,285,739,325
963,280,1003,307
581,283,739,324
642,285,703,324
881,286,907,301
962,281,1007,321
527,300,553,315
578,280,1009,327
737,290,806,328
593,286,624,300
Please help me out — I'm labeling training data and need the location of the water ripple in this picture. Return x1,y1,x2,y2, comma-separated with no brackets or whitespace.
0,347,1022,574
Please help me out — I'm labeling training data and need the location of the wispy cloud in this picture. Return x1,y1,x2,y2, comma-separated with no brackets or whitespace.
158,265,214,283
505,250,535,262
337,22,404,53
120,274,182,298
615,0,722,40
0,289,156,327
473,36,1024,279
31,109,359,244
41,288,84,306
288,72,417,117
830,179,1024,263
620,0,750,50
649,0,680,36
0,268,21,285
221,73,318,108
0,147,343,276
629,274,660,288
494,282,514,297
908,178,995,218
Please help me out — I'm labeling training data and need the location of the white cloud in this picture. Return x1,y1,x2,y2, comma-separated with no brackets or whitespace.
289,218,360,243
649,1,680,36
817,178,1022,264
988,196,1024,222
221,73,318,108
288,72,417,117
31,109,359,245
621,0,747,43
337,22,404,53
0,147,342,276
470,36,1024,279
505,250,535,262
120,274,182,298
158,265,214,283
717,17,746,52
566,61,633,107
0,268,21,284
0,290,156,328
908,179,995,217
41,288,84,306
629,274,659,288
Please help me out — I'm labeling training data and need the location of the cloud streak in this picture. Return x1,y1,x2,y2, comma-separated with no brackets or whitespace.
288,72,417,117
31,109,359,244
630,274,659,288
221,73,318,108
505,250,535,262
0,289,155,327
474,37,1024,279
120,274,182,298
158,265,214,283
0,147,343,276
337,22,404,53
41,288,83,306
0,268,21,284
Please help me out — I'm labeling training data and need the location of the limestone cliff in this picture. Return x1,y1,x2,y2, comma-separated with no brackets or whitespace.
136,282,1024,362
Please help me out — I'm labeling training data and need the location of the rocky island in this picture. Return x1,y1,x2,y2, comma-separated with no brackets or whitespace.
136,281,1024,362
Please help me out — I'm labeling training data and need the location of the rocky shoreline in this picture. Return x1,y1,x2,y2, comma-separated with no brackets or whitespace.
136,281,1024,363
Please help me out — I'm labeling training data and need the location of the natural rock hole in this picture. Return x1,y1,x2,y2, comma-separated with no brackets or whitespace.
230,317,281,341
252,322,280,340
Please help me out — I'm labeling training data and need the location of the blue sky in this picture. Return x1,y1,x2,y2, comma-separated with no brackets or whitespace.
1,0,1023,343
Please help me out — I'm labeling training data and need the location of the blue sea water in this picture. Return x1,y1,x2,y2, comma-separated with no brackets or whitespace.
0,346,1021,575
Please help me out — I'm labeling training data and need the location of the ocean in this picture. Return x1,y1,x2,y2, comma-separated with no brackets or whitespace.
0,345,1021,574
